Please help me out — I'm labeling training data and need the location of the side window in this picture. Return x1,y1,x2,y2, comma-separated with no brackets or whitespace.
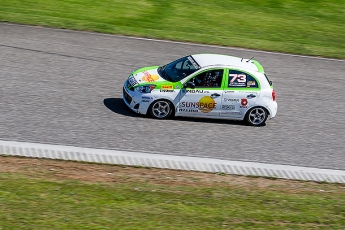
175,61,183,70
188,69,223,88
181,60,191,70
228,70,258,88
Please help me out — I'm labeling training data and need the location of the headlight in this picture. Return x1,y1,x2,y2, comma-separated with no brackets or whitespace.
136,85,156,93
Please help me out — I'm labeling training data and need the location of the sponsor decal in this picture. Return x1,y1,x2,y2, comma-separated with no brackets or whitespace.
229,73,247,87
222,105,235,110
142,96,151,99
241,98,248,106
182,89,210,93
224,90,235,93
179,108,199,112
160,89,175,93
142,100,150,102
187,56,200,69
229,83,246,87
224,98,239,102
221,111,242,115
240,98,248,108
161,85,173,89
142,71,159,82
180,96,216,113
247,81,256,86
128,76,138,86
175,85,180,89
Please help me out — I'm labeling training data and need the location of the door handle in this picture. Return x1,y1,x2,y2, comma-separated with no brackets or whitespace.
247,94,256,99
211,93,220,97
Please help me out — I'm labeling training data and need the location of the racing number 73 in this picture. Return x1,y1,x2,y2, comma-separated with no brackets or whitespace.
229,74,246,83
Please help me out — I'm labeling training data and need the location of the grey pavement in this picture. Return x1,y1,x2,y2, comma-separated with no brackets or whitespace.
0,23,344,170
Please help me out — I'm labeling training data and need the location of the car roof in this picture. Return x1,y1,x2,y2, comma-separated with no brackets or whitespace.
191,54,264,73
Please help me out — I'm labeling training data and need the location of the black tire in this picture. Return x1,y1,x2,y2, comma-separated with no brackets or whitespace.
149,100,173,119
244,107,268,126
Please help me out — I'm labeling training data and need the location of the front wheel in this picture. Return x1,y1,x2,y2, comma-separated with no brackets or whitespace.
244,107,268,126
149,100,173,119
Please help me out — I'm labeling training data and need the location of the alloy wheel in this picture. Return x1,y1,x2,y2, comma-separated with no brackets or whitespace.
151,100,171,118
248,107,267,125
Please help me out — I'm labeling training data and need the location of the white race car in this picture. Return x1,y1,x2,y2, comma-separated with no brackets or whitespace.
122,54,277,126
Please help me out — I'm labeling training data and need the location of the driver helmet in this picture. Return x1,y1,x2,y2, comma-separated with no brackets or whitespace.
204,71,219,86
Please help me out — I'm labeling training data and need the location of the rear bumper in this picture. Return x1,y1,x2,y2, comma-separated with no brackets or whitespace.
267,101,278,119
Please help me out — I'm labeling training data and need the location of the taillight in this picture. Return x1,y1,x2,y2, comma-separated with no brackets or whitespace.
272,90,276,101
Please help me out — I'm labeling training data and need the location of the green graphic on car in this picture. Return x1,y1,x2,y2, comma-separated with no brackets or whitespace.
122,54,277,126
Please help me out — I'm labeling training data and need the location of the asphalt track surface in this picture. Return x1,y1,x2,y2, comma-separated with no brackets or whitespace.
1,23,344,170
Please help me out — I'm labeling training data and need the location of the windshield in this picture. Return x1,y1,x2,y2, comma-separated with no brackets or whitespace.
158,56,200,82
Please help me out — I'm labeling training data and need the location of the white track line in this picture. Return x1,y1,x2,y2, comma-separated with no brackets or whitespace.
1,140,345,183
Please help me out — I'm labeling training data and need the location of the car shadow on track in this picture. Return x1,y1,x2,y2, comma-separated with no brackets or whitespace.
173,116,247,126
104,98,143,118
103,98,249,126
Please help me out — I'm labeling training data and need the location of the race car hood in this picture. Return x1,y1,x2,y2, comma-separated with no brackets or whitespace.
129,66,166,86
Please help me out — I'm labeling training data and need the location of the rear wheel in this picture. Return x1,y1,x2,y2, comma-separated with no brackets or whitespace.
149,100,173,119
245,107,268,126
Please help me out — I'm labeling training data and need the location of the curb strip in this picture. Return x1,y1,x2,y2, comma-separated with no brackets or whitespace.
1,140,345,183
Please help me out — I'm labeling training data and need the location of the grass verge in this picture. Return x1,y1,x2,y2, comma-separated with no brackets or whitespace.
0,156,345,229
0,0,345,59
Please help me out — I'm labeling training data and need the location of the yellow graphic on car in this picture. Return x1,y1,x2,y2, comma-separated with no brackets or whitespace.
161,85,173,89
198,96,216,113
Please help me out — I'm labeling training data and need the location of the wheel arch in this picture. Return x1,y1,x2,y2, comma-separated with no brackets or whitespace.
147,98,176,118
243,105,269,118
244,106,269,126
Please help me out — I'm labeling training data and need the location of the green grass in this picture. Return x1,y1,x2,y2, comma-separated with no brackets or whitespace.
1,172,345,229
0,0,345,59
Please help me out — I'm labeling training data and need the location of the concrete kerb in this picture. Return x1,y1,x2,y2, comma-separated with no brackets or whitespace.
1,140,345,183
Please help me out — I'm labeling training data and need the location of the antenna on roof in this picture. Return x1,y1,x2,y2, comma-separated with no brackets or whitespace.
246,57,254,62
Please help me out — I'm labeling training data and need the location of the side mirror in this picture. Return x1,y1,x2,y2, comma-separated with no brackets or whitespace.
184,82,195,89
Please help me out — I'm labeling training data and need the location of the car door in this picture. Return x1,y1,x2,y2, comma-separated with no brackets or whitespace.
221,69,261,118
177,69,225,117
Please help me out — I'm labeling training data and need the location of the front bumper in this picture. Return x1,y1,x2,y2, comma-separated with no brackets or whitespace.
122,84,152,115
